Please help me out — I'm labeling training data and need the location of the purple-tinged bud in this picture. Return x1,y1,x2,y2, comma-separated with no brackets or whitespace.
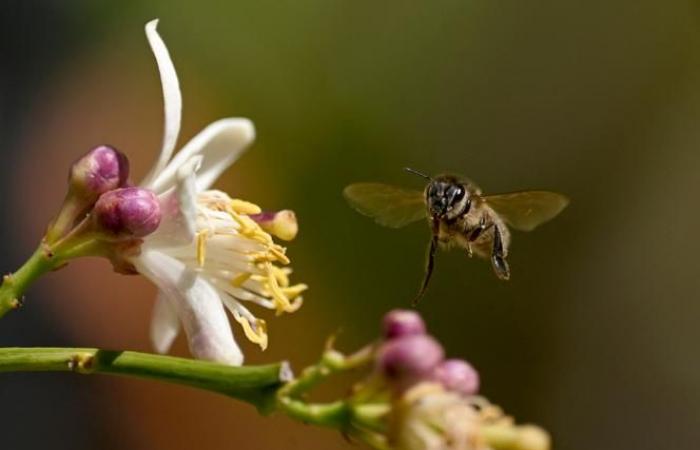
377,334,444,388
383,309,426,339
70,145,129,197
94,187,161,237
249,210,299,241
432,359,480,396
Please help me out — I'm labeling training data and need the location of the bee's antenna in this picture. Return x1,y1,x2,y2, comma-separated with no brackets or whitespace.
404,167,432,180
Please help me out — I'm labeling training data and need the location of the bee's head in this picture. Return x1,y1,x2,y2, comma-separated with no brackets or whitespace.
426,176,470,220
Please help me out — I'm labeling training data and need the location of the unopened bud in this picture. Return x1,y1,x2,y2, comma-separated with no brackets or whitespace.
432,359,480,395
377,334,444,388
383,309,426,339
249,210,298,241
94,187,161,237
70,145,129,198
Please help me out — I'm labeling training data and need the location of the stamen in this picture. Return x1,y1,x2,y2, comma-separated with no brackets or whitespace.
264,261,297,315
269,246,290,265
196,231,208,267
281,283,308,299
232,310,268,350
230,199,262,215
269,265,290,287
230,272,252,287
189,190,306,350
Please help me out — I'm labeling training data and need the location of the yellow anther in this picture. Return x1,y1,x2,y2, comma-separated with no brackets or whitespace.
281,283,308,300
269,265,290,287
226,207,255,232
230,273,252,287
264,262,295,315
230,199,262,215
250,254,273,264
196,231,208,267
284,297,304,313
269,246,290,265
233,312,268,350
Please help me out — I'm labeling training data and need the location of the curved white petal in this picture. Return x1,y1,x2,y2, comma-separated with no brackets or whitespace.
148,118,255,193
133,249,243,365
141,19,183,187
145,156,201,249
150,292,180,354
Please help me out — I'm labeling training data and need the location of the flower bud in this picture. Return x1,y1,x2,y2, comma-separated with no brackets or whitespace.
377,334,444,388
70,145,129,198
249,210,298,241
383,309,426,339
433,359,480,396
94,187,161,237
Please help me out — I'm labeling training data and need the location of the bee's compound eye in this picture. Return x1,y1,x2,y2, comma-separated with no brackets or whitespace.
447,185,464,203
427,184,438,198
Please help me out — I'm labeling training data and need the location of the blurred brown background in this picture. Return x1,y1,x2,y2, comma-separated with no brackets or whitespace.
1,1,699,449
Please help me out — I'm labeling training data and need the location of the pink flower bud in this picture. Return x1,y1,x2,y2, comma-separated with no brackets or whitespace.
70,145,129,197
383,309,426,339
432,359,480,395
94,187,161,237
377,334,444,388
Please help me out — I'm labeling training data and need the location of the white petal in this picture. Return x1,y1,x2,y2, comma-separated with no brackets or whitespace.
141,19,183,187
133,249,244,365
145,156,201,248
148,118,255,193
150,292,180,354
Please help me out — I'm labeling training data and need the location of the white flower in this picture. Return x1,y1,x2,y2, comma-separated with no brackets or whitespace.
130,19,306,365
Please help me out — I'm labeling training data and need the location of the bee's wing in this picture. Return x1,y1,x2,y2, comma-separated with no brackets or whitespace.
343,183,426,228
482,190,569,232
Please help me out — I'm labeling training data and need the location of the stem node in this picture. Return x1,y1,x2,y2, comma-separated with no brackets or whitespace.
68,353,96,374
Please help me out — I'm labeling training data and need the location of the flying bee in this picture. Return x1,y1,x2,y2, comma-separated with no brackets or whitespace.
343,168,569,303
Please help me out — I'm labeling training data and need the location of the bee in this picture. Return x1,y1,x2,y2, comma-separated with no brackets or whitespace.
343,168,569,303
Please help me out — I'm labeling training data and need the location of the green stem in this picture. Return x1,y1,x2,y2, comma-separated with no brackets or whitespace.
0,347,286,413
275,346,382,432
0,245,56,318
0,346,394,449
0,227,104,319
276,355,350,426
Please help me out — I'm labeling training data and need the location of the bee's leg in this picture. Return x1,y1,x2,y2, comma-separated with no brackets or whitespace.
491,225,510,280
468,216,490,242
414,234,438,305
466,217,491,258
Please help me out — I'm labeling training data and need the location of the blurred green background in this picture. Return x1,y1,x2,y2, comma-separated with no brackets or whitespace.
1,1,700,449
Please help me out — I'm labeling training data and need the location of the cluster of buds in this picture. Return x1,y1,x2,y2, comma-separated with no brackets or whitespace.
375,310,549,450
44,145,162,270
378,310,479,396
287,310,550,450
49,145,152,237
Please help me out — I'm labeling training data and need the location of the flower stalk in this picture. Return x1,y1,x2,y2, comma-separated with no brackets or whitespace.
0,244,67,319
0,227,107,319
0,347,286,413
